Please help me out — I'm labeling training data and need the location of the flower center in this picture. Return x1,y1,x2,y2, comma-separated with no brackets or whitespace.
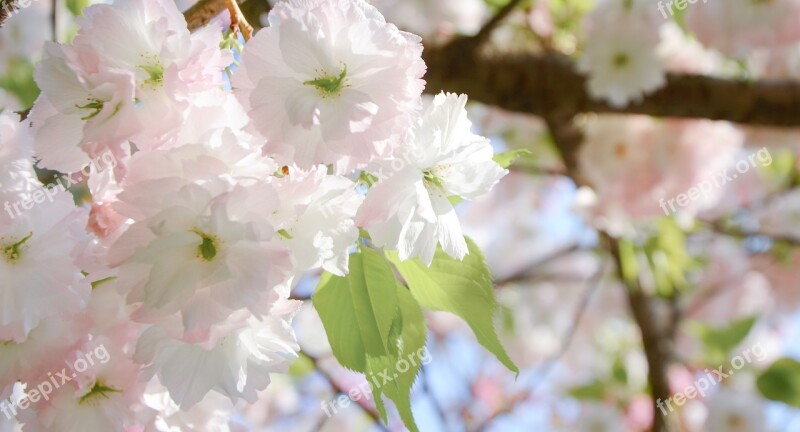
612,53,630,69
191,228,219,262
2,232,32,263
139,53,165,88
304,66,348,97
75,99,105,121
423,169,445,190
141,63,164,86
78,381,121,406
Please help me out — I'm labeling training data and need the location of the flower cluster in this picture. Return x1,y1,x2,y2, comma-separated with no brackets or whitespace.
0,0,506,430
578,0,666,107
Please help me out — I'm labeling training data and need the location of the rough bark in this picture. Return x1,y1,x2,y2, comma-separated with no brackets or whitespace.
423,40,800,128
0,0,19,27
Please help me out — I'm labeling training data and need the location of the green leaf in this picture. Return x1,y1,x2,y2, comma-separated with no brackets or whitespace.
366,284,426,431
618,238,639,287
387,237,519,375
484,0,513,10
484,0,534,11
493,149,533,169
646,218,693,296
757,358,800,408
612,357,628,385
758,148,795,188
289,354,315,377
313,248,426,431
66,0,90,16
690,316,757,363
568,380,606,401
313,248,398,371
0,58,39,109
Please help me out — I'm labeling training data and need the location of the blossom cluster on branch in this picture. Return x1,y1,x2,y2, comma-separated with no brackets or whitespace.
0,0,511,430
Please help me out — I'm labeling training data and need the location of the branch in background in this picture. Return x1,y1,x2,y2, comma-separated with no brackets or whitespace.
182,0,800,128
185,0,268,33
0,0,18,27
51,0,56,42
472,0,524,47
185,0,226,31
467,391,529,432
495,244,581,287
509,164,567,177
240,0,271,32
420,365,449,428
424,42,800,128
542,113,585,179
184,0,800,128
541,97,675,432
602,233,677,432
302,352,388,431
528,262,606,392
704,219,800,248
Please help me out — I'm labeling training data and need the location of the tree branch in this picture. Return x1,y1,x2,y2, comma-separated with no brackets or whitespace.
302,352,388,431
703,219,800,247
601,233,676,432
423,42,800,128
472,0,524,46
527,262,606,394
240,0,271,32
224,0,253,40
185,0,226,31
540,102,676,432
0,0,18,27
494,244,581,287
183,0,800,128
185,0,266,33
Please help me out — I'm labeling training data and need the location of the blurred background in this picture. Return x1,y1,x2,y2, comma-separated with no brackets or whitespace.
4,0,800,431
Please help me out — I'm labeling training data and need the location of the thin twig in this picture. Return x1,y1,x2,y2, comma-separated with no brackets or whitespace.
472,0,525,47
509,164,567,177
468,391,529,432
702,219,800,248
51,0,57,42
528,261,606,392
421,365,448,428
495,244,581,287
224,0,253,40
302,352,388,431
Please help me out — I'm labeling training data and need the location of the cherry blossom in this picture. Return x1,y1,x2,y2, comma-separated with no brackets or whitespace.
234,0,426,170
358,93,507,264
